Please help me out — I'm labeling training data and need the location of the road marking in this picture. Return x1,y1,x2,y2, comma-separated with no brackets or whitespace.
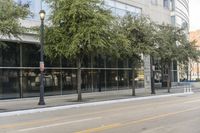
75,106,200,133
184,99,200,104
125,107,200,125
0,95,199,130
18,117,102,132
75,123,122,133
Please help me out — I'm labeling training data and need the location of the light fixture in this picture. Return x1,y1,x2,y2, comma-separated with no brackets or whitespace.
39,10,46,20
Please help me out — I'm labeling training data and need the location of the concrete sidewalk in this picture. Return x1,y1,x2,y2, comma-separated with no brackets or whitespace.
0,86,197,114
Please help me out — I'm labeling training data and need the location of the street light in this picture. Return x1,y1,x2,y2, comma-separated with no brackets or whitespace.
38,10,46,105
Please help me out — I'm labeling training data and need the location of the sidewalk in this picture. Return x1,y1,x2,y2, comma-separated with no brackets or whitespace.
0,86,197,114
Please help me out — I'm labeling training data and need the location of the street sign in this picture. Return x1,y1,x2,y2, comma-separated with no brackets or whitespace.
40,61,45,72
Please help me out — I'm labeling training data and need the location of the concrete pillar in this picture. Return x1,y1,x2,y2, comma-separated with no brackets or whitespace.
144,55,151,92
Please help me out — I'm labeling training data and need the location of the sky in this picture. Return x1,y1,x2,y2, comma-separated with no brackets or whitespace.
189,0,200,31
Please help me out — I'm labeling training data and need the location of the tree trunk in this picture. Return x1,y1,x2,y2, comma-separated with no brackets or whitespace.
98,69,102,92
77,58,82,101
132,67,136,96
161,59,165,88
167,61,172,93
150,56,156,94
98,55,101,92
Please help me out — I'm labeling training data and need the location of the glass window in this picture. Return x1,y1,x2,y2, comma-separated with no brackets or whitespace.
106,57,117,68
45,56,60,67
0,69,20,99
93,55,105,68
118,70,130,90
163,0,169,9
22,69,62,97
22,69,40,97
135,69,144,88
104,0,115,7
116,8,127,17
171,16,176,26
44,70,61,96
0,42,20,67
81,55,91,68
126,5,136,12
170,0,175,10
22,43,61,67
115,2,126,10
22,43,40,67
104,0,141,17
16,0,37,19
62,70,77,95
135,8,142,15
106,70,118,91
118,58,129,68
81,69,93,92
15,0,50,20
62,57,76,67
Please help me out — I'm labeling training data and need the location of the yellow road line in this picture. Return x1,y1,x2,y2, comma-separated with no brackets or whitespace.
75,106,200,133
18,117,102,132
0,95,199,129
125,107,200,125
75,123,122,133
184,99,200,104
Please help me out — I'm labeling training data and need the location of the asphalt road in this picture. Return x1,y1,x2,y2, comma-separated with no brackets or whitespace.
0,93,200,133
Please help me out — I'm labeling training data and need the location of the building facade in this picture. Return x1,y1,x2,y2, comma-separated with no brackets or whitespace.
189,30,200,81
171,0,189,82
0,0,189,99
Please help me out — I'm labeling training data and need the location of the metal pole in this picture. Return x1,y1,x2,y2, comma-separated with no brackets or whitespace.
38,19,45,105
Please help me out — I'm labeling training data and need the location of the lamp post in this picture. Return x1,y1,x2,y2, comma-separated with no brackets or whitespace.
38,10,46,105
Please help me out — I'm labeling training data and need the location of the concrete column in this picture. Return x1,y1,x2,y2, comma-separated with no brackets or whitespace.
144,55,151,92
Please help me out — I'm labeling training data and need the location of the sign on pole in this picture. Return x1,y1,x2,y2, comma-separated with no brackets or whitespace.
40,61,45,72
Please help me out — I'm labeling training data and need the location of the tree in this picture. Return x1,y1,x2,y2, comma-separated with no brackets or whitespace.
44,0,117,101
0,0,30,46
155,25,200,92
116,14,158,95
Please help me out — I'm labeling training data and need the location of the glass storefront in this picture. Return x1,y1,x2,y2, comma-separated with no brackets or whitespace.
22,69,40,97
0,42,144,99
0,42,20,67
0,69,20,99
62,69,77,94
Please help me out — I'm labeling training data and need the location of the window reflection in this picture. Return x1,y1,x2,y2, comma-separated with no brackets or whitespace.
106,70,118,90
62,70,77,94
104,0,142,17
22,69,40,97
118,70,129,90
44,70,61,96
0,40,146,99
0,69,20,99
163,0,169,9
23,69,62,97
0,42,20,67
22,44,40,67
15,0,50,20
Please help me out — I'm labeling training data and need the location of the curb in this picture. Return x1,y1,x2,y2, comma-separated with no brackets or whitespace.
0,92,194,117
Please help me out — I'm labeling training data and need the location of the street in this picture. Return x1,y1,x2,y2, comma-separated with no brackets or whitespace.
0,93,200,133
